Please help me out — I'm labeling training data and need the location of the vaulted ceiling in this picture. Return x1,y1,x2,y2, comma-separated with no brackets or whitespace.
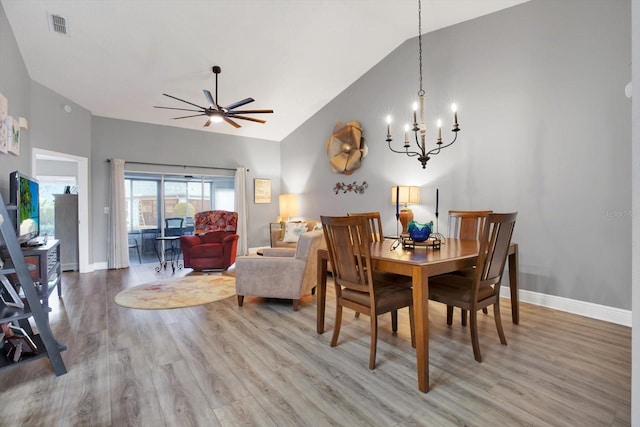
2,0,528,141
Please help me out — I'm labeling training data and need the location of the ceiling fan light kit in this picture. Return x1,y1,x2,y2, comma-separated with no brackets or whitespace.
154,65,274,129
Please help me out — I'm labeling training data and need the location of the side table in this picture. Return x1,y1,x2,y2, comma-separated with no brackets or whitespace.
155,236,182,273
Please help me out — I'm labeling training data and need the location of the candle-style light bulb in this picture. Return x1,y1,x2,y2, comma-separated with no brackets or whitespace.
436,119,442,144
451,103,459,132
412,102,418,126
404,124,410,147
386,115,392,141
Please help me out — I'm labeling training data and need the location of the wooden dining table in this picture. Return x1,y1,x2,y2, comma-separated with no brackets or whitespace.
316,238,519,393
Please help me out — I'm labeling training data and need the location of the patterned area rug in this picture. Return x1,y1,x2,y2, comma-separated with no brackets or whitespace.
114,274,236,310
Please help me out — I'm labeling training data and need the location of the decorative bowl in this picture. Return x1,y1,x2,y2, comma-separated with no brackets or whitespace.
408,220,433,242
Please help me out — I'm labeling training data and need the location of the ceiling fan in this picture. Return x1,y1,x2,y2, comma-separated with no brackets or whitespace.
154,65,273,129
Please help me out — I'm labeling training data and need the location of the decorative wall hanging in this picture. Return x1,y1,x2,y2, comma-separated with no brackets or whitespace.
0,93,7,154
254,178,271,204
326,121,367,175
333,181,368,195
8,116,19,156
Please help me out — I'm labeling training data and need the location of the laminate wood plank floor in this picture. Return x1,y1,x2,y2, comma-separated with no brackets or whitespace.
0,264,631,426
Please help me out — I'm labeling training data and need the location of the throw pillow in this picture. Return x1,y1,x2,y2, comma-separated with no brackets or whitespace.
282,222,308,243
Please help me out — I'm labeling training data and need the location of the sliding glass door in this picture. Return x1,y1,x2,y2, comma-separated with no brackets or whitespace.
124,172,234,262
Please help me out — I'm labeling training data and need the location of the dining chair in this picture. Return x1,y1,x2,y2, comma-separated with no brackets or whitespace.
128,236,141,264
448,210,493,241
347,212,413,324
321,215,415,370
347,211,384,242
429,212,517,362
165,217,185,236
447,210,493,325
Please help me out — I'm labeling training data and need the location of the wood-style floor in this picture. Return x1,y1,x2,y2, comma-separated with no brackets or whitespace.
0,264,631,426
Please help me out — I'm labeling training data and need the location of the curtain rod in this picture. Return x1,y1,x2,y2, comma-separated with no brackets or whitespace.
106,159,246,172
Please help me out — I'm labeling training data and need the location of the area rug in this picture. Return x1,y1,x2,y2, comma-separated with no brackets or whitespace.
114,274,236,310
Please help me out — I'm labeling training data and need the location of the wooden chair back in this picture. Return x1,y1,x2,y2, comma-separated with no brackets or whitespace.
474,212,517,293
347,211,384,242
321,215,373,294
448,210,493,240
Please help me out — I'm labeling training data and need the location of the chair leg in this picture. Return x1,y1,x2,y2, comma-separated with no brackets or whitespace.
391,310,398,333
135,244,141,264
493,302,507,345
482,307,488,314
461,309,467,326
409,305,416,348
237,295,244,306
470,309,482,362
331,304,343,348
446,305,454,325
311,286,316,295
292,299,300,311
355,312,360,318
369,312,378,370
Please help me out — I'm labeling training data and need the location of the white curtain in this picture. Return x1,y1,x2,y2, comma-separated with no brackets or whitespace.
108,159,129,269
235,168,249,256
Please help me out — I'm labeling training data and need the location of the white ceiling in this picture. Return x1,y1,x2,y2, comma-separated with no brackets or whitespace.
2,0,528,142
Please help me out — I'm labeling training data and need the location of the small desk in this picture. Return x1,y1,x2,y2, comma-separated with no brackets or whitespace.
154,236,182,273
316,238,519,393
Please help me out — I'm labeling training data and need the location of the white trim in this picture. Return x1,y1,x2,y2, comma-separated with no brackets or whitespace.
32,148,91,274
500,286,632,327
93,261,108,271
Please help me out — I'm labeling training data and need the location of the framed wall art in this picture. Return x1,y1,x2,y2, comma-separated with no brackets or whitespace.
254,178,271,204
0,93,7,154
8,116,19,156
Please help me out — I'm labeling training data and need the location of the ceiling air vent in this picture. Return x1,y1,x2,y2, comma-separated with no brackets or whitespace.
47,13,70,36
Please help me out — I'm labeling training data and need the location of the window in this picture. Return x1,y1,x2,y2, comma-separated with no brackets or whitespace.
124,173,234,233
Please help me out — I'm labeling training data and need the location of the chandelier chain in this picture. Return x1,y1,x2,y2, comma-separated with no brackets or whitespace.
418,0,424,96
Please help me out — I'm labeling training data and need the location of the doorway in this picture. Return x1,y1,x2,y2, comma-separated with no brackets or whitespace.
32,148,91,273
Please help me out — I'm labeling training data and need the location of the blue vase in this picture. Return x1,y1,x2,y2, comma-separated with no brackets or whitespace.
408,220,433,242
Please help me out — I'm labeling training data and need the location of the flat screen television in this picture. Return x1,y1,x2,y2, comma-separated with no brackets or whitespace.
9,171,40,244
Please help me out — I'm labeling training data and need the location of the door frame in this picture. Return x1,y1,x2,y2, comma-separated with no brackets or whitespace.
32,148,91,273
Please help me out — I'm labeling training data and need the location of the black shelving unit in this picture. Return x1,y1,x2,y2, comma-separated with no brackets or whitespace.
0,193,66,376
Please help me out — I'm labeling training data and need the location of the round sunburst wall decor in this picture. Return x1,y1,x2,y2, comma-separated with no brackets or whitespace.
326,121,367,175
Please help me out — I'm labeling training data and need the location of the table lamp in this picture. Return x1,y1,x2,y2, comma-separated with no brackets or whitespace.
391,186,420,233
278,193,299,221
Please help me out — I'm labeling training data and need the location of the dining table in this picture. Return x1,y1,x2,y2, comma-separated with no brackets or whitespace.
316,237,519,393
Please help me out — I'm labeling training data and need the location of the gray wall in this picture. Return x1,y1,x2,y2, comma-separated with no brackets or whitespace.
0,2,31,195
91,117,280,262
281,0,631,309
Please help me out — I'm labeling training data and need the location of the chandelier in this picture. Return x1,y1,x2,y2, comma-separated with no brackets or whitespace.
385,0,460,169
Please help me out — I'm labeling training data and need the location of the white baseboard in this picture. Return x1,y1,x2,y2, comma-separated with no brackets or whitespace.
93,261,108,271
500,286,631,327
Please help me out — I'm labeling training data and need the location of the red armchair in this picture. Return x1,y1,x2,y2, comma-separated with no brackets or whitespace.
180,210,239,271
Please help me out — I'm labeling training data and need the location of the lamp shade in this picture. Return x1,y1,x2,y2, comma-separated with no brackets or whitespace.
391,186,420,206
279,193,299,220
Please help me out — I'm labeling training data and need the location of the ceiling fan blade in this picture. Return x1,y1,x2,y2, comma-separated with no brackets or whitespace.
225,98,254,111
172,113,207,120
230,115,267,124
154,106,203,113
224,117,242,128
229,109,274,114
162,93,206,110
203,90,216,108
